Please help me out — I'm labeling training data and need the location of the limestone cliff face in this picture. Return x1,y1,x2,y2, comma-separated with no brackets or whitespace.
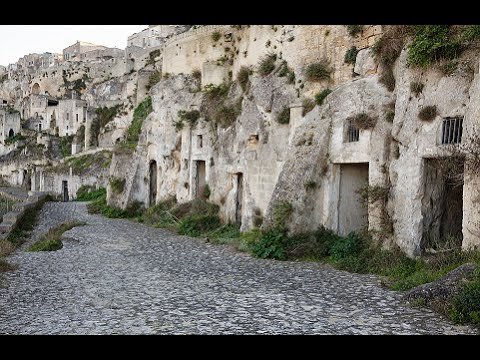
1,25,479,257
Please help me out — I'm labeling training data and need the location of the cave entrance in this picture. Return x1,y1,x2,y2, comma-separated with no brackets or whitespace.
235,172,243,225
194,160,206,199
337,163,369,236
422,157,464,251
149,160,157,207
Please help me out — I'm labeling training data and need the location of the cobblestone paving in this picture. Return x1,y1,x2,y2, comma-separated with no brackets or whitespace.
0,202,476,334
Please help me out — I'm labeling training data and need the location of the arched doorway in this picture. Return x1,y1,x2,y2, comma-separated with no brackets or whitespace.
149,160,157,206
32,83,40,95
8,129,14,138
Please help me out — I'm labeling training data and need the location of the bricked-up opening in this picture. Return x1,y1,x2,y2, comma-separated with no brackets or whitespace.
337,163,369,236
194,160,206,199
422,158,464,251
346,121,359,142
149,160,157,207
441,117,463,144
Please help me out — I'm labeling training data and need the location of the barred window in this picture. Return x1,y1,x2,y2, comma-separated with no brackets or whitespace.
441,117,463,144
347,121,359,142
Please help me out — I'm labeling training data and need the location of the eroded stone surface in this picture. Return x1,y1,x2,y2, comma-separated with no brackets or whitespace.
0,202,476,334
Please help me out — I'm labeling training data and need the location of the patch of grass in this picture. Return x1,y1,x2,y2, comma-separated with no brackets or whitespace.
109,177,125,194
451,275,480,327
346,25,363,37
304,180,317,190
410,81,424,96
385,110,395,123
302,98,315,116
344,46,359,64
305,59,331,81
6,197,47,247
418,105,437,121
59,135,74,157
237,66,252,92
90,104,121,147
276,106,290,125
4,133,26,145
76,186,106,202
0,257,15,272
273,200,293,228
27,221,85,252
192,69,202,80
117,96,152,152
258,53,277,76
211,31,222,42
315,89,332,106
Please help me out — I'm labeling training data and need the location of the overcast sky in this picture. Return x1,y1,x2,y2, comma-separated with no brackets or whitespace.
0,25,148,66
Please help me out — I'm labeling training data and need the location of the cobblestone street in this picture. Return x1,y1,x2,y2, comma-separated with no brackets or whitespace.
0,202,476,334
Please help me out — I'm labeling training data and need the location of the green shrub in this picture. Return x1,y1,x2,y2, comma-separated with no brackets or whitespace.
451,278,480,326
302,99,315,116
143,197,178,228
146,71,161,91
258,53,277,76
4,133,26,145
192,69,202,80
410,81,424,96
344,46,359,64
418,105,437,121
305,59,331,81
251,228,290,260
462,25,480,42
315,89,332,105
346,25,363,37
385,110,395,122
348,112,376,129
118,96,153,151
379,66,396,92
76,186,106,201
276,106,290,125
203,83,229,100
330,232,362,261
286,227,340,260
178,215,222,237
177,109,200,127
211,31,222,42
407,25,461,68
237,66,252,92
109,177,125,194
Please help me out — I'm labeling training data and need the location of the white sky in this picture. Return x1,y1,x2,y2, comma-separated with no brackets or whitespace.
0,25,148,66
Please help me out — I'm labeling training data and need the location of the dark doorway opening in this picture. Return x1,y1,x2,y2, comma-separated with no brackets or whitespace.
8,129,14,138
235,173,243,225
149,160,157,207
422,157,464,251
62,180,69,202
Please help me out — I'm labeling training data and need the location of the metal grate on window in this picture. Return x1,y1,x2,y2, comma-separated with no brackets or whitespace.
441,117,463,144
347,122,359,142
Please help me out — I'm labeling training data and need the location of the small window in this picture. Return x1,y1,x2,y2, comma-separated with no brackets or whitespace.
66,113,69,120
441,117,463,144
346,121,359,142
76,114,79,122
197,135,203,148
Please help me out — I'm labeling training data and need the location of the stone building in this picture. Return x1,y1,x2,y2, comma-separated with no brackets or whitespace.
0,109,21,153
63,41,107,61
